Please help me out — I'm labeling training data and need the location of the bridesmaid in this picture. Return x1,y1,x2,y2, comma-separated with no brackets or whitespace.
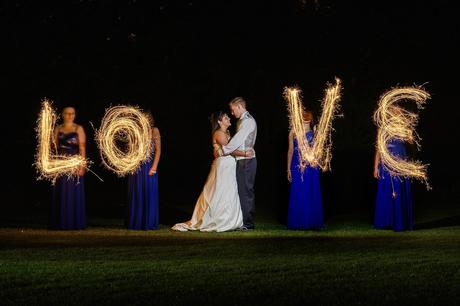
127,112,161,230
50,106,87,230
373,139,413,231
287,110,323,230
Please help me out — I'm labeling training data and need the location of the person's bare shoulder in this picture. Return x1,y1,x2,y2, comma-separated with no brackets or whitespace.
214,130,229,145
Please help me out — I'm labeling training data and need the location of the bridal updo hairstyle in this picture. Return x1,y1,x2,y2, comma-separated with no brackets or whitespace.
210,111,226,133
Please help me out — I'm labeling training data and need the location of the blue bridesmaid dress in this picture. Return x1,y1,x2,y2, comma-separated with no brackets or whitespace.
127,144,159,230
374,139,413,231
287,131,324,230
50,131,86,230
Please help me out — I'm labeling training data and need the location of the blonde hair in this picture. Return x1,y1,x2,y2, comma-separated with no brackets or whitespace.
229,97,246,108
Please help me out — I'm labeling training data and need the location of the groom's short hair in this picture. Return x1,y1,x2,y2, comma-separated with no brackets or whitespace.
229,97,246,108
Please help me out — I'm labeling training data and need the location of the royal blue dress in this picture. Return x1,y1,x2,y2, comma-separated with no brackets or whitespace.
127,144,159,230
288,131,324,230
50,131,86,230
374,139,413,231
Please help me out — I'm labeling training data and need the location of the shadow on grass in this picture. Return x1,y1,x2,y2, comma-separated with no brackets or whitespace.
1,225,456,253
414,215,460,229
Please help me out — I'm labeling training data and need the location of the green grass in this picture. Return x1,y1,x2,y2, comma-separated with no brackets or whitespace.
1,211,459,305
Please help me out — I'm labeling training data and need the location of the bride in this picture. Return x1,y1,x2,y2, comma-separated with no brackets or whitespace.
172,111,252,232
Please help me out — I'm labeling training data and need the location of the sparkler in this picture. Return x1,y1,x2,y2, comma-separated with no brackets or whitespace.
96,105,152,176
284,78,342,171
374,86,430,187
35,99,87,182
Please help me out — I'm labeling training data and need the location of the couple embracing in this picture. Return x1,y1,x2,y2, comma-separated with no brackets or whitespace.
172,97,257,232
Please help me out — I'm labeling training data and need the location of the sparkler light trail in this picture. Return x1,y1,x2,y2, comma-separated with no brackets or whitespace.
96,105,153,176
35,99,87,182
374,86,430,187
284,78,342,171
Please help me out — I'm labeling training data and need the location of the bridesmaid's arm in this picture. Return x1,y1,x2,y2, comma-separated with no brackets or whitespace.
149,128,161,176
77,125,86,176
373,149,380,179
287,130,294,182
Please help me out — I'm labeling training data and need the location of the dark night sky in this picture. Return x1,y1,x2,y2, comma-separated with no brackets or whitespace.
1,0,459,223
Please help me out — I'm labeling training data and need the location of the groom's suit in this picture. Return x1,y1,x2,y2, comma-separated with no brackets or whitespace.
222,111,257,229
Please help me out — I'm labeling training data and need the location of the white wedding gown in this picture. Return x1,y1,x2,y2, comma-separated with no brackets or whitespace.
172,155,243,232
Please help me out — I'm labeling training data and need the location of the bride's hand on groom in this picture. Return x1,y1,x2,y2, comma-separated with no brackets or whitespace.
213,147,223,159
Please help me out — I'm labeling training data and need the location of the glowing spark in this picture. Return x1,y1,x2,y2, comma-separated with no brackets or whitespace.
284,87,313,168
373,86,430,187
284,78,342,171
313,78,342,171
96,105,152,176
35,99,87,182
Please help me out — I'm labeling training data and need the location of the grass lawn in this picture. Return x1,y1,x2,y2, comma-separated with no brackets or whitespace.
1,209,459,305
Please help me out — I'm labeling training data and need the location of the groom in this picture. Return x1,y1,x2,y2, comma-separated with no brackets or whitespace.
217,97,257,230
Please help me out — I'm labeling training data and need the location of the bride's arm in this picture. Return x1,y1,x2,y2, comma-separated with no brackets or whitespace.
214,131,229,146
213,131,229,157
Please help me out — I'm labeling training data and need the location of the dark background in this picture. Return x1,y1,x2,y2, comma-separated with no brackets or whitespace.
1,0,459,225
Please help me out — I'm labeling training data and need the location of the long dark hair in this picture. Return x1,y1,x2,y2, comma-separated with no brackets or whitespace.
209,111,226,133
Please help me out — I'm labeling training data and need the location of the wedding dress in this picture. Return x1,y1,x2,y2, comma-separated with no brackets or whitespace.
172,144,243,232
